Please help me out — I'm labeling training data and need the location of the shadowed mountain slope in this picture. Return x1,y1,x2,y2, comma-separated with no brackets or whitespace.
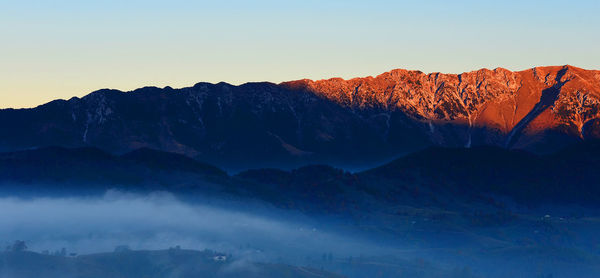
1,141,600,208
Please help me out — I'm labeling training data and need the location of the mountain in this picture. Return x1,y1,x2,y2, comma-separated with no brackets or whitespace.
1,65,599,170
284,65,600,151
0,147,229,195
3,141,600,209
360,143,600,206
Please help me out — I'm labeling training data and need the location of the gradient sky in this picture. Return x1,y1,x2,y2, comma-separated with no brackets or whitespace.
1,0,599,108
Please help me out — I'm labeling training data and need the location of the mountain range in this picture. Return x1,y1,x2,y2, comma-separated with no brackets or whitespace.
1,65,599,170
2,66,600,278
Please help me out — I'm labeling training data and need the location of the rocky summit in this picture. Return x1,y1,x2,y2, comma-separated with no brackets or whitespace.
1,65,599,170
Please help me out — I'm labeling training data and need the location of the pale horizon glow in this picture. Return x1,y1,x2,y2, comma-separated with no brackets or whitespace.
1,0,599,108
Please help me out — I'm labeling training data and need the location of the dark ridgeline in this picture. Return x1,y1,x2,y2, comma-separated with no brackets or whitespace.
2,141,600,210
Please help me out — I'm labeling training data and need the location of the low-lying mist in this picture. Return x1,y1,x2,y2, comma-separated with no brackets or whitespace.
0,190,386,260
2,189,600,278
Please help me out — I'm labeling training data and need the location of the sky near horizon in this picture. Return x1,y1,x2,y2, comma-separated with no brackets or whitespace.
1,0,599,108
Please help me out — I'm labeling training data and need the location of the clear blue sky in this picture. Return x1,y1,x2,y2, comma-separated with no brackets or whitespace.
1,0,599,108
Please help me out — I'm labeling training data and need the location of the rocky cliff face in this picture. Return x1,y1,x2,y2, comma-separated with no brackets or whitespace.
284,65,600,151
1,65,598,170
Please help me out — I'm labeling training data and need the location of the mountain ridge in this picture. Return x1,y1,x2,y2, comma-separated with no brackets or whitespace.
1,65,599,170
6,65,599,110
2,140,600,208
